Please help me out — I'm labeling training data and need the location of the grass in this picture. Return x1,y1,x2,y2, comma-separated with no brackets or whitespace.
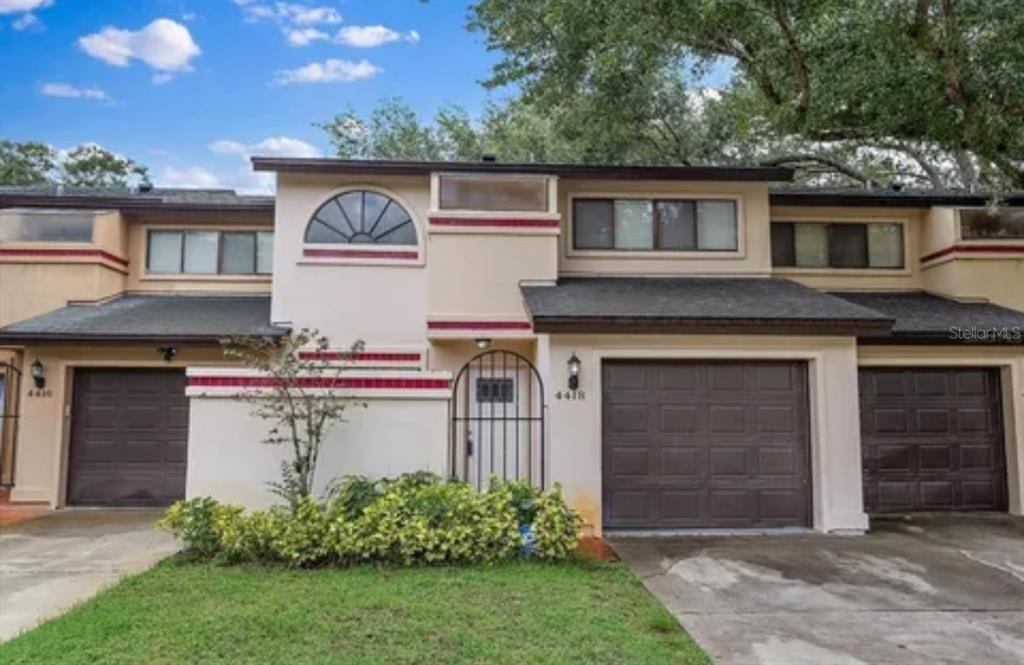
0,557,710,665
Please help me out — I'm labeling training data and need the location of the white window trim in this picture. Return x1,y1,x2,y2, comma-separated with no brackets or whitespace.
770,217,912,276
565,191,747,260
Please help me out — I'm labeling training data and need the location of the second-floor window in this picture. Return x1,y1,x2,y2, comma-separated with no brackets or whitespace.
771,222,904,269
960,208,1024,240
147,230,273,275
573,198,738,251
0,210,95,243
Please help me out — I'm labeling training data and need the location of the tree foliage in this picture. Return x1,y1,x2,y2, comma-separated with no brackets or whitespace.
468,0,1024,190
223,329,365,508
0,140,150,188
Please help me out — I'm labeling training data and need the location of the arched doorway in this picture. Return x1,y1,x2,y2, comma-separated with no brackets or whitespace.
450,350,545,490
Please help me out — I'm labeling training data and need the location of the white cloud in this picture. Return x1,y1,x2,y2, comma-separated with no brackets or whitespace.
335,25,419,48
79,19,201,82
160,165,222,189
11,11,39,30
40,83,108,100
211,136,320,159
151,73,173,85
284,27,327,46
0,0,51,14
272,58,378,85
238,2,340,26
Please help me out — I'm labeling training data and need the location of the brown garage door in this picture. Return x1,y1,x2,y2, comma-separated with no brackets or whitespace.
602,360,811,529
860,367,1007,513
67,368,188,507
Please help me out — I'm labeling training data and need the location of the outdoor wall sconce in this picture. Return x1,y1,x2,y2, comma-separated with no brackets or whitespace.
158,346,178,362
30,358,45,389
475,338,492,350
567,352,581,391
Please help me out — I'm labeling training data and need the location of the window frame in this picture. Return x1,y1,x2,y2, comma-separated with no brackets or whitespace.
431,172,557,215
568,193,743,256
300,186,425,267
769,219,908,272
144,227,273,278
0,209,98,244
957,207,1024,242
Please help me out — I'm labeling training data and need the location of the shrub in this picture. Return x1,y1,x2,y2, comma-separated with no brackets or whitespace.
159,473,581,567
531,485,583,560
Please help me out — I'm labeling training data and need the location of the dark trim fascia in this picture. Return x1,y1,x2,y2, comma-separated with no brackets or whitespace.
0,332,288,344
529,317,893,336
0,196,274,213
770,192,1024,207
252,157,795,182
857,335,1024,346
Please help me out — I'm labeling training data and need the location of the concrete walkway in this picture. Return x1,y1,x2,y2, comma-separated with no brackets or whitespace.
0,509,178,642
611,514,1024,665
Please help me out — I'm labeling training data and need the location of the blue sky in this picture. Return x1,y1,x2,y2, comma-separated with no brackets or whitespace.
0,0,506,191
1,0,734,192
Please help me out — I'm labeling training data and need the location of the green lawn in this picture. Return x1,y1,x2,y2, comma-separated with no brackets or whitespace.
0,557,710,665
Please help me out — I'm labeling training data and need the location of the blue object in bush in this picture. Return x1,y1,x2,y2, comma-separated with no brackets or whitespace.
519,523,534,556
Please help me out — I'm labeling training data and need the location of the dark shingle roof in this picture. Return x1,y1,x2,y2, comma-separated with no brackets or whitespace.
833,292,1024,344
0,186,273,211
521,277,893,334
0,294,288,342
770,187,1024,207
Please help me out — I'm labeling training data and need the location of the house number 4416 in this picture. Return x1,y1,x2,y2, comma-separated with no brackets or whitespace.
555,390,586,400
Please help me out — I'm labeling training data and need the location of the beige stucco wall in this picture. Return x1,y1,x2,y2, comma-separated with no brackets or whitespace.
770,205,927,291
0,263,125,327
186,393,449,507
7,344,230,506
271,173,430,345
558,180,773,276
924,258,1024,311
857,345,1024,515
535,333,868,535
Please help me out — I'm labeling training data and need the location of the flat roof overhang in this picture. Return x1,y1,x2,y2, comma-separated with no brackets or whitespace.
251,157,795,182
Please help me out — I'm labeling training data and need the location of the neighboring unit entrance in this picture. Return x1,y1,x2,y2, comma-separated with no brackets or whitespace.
67,368,189,506
602,360,812,529
860,367,1007,513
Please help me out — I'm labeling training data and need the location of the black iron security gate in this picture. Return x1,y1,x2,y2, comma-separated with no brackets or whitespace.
0,360,22,490
450,350,545,490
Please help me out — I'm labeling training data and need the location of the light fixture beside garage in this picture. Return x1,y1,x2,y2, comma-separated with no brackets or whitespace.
567,352,581,390
158,346,178,362
475,338,491,350
30,358,45,389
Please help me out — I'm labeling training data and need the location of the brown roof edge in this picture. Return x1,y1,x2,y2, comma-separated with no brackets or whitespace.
0,332,286,344
0,195,274,212
529,316,893,336
770,191,1024,207
252,157,795,182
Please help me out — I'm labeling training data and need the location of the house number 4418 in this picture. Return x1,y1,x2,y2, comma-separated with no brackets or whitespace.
555,390,586,401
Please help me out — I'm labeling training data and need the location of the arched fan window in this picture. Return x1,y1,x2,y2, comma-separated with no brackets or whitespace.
305,190,417,245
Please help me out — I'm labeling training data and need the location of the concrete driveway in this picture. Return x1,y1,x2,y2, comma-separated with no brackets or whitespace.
0,509,178,642
611,514,1024,665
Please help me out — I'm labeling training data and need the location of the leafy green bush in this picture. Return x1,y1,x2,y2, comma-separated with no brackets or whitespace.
158,473,581,567
531,485,583,560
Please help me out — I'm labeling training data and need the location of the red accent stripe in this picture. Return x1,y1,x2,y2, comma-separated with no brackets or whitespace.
430,217,560,229
303,248,419,260
921,244,1024,263
0,247,129,266
298,351,422,362
428,320,532,331
188,376,449,390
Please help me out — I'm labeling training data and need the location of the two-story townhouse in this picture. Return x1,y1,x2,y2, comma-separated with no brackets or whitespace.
0,186,281,506
2,164,1023,538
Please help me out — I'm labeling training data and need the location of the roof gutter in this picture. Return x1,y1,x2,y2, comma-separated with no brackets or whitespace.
529,316,894,336
252,157,795,182
0,196,274,213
